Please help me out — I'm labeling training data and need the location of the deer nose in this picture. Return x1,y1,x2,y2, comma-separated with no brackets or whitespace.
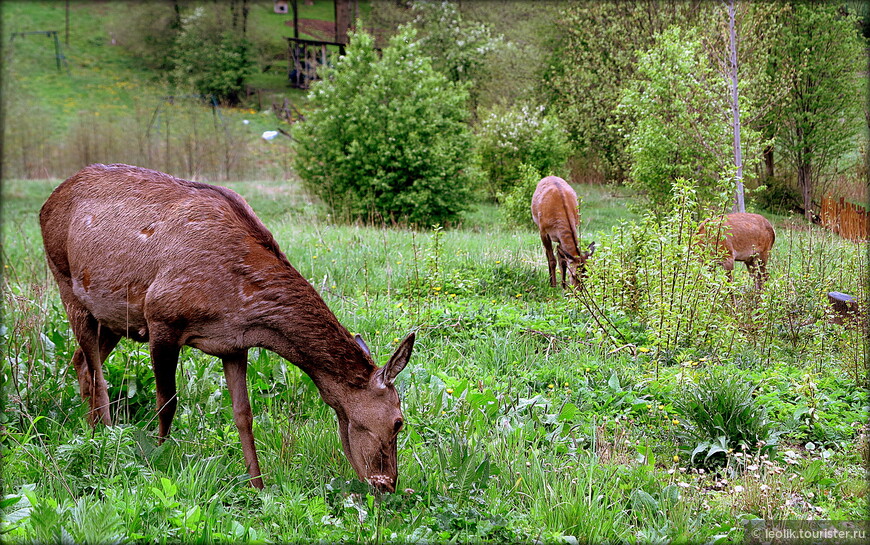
368,475,395,493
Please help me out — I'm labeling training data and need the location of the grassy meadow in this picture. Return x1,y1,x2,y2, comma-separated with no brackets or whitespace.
2,1,868,543
2,175,867,543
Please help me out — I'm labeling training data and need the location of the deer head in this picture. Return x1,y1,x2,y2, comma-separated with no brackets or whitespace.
561,241,596,287
332,333,415,492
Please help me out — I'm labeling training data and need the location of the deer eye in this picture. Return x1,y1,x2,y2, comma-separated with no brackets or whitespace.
393,418,404,434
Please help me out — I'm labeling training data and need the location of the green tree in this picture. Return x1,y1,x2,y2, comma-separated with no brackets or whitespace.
618,26,760,212
171,7,253,105
772,3,865,219
292,26,477,225
476,103,570,202
542,1,709,182
699,2,796,208
408,0,503,117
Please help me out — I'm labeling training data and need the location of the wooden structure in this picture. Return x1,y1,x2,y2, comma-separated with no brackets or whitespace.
9,30,69,73
820,195,869,242
285,0,355,88
286,37,345,88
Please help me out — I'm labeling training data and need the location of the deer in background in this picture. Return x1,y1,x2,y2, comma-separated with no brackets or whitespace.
696,212,776,289
39,163,415,492
531,176,595,288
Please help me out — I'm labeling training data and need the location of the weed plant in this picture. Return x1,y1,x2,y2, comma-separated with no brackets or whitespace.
674,368,780,469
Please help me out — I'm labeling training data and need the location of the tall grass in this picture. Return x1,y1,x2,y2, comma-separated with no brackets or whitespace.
2,177,867,543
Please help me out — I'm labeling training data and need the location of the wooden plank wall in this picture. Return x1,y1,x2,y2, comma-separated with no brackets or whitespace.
820,196,869,241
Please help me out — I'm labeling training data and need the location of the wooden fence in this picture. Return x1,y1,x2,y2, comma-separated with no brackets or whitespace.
820,196,869,241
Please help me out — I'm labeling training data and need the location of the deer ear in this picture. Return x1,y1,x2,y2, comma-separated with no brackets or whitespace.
355,334,371,357
380,332,415,386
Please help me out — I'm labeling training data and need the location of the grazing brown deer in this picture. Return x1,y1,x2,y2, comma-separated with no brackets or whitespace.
696,212,776,289
531,176,595,288
39,163,415,492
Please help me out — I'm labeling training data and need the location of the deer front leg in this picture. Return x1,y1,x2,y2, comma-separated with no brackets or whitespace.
541,234,557,288
222,352,264,489
558,254,569,289
746,255,768,290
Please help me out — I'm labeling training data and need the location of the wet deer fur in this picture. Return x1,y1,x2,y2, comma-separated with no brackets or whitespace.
39,163,415,492
531,176,595,288
696,212,776,289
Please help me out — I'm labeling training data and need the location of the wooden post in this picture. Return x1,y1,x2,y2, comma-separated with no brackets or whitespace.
335,0,352,44
291,0,298,39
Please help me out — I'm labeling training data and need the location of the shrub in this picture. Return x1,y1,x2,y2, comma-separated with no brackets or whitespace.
171,7,253,105
499,163,542,230
292,26,478,226
581,178,739,356
476,104,570,202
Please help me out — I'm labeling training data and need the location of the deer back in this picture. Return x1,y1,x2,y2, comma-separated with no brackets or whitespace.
531,176,581,256
698,212,775,263
39,163,342,356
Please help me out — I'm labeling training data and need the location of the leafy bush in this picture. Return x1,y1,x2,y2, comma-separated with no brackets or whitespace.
582,178,738,356
476,104,570,201
292,26,478,226
171,7,253,105
498,163,541,230
617,26,760,213
410,0,502,85
674,368,780,468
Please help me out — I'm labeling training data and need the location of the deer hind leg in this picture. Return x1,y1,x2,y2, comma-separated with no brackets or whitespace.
148,325,181,442
65,303,120,427
541,234,557,288
222,352,264,489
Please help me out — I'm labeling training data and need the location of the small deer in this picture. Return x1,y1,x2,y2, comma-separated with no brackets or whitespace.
39,163,415,492
696,212,776,289
531,176,595,288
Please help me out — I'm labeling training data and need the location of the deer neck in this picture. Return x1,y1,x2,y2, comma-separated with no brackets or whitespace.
236,244,377,399
242,287,376,401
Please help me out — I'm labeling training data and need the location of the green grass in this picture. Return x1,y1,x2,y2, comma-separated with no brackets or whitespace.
2,177,866,543
1,2,867,542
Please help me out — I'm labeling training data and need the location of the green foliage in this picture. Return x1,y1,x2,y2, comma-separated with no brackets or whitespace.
543,2,709,181
409,0,503,111
769,3,865,217
618,26,760,213
292,26,477,225
674,368,780,468
171,7,254,105
582,178,739,355
476,103,570,201
498,163,541,230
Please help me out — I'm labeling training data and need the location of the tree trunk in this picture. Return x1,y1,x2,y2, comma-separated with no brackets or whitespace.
335,0,352,44
728,0,745,213
762,145,774,180
798,162,813,220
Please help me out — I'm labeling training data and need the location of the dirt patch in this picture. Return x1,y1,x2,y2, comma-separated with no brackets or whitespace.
285,18,337,42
